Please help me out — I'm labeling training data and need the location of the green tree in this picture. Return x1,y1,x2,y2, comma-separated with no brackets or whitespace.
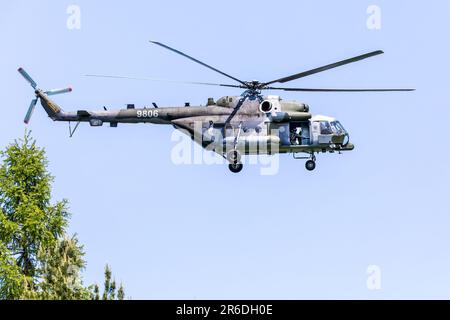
30,234,92,300
0,132,125,300
0,132,69,299
0,242,26,299
94,264,125,300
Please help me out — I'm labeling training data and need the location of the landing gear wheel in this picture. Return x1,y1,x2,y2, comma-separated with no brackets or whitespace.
228,163,243,173
305,160,316,171
226,150,241,164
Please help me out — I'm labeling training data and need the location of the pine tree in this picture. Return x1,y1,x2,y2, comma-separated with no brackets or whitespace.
0,132,69,299
93,284,100,300
98,264,125,300
117,283,125,300
33,234,91,299
0,132,126,300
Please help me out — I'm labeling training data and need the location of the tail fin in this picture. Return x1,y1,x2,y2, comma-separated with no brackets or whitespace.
36,89,66,120
18,67,71,124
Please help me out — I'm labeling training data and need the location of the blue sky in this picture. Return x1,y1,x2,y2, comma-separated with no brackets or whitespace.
1,0,450,299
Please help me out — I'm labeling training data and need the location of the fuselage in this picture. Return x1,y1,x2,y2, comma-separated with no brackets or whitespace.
40,91,354,156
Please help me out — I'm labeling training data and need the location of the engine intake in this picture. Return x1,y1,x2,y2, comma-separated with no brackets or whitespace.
260,100,273,113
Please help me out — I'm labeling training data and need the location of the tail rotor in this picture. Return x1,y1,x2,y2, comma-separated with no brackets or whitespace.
18,67,71,124
45,87,72,96
24,99,38,124
18,67,37,89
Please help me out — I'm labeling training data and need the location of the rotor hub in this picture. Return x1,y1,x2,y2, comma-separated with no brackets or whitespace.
243,80,264,91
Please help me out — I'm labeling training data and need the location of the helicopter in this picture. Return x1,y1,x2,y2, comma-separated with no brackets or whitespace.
18,41,414,173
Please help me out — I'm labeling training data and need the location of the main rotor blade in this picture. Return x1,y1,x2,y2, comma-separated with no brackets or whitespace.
18,67,37,89
85,74,241,88
262,50,384,86
149,41,248,87
265,87,415,92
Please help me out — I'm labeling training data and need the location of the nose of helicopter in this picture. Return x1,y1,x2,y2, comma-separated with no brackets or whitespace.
342,142,355,151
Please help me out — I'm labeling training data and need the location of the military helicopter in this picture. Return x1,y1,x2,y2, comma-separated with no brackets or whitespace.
18,41,414,173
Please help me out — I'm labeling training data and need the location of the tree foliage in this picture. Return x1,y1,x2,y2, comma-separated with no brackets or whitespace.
0,132,69,298
0,132,124,300
26,235,92,300
92,264,125,300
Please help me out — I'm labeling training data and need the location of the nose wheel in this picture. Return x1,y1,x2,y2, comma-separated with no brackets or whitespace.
305,160,316,171
228,162,243,173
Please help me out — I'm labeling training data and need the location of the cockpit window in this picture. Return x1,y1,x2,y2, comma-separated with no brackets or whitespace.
331,121,346,134
330,121,342,134
320,122,333,135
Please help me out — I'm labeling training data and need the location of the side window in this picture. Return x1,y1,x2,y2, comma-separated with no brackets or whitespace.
320,122,333,135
